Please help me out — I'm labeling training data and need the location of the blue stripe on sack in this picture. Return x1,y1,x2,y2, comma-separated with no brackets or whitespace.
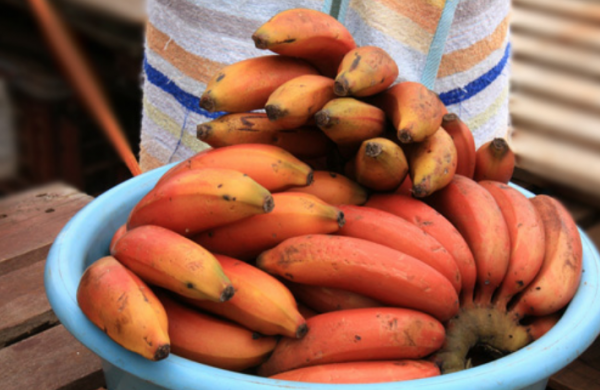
439,43,511,106
143,58,226,119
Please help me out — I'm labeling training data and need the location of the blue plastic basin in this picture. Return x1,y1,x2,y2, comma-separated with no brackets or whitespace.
45,164,600,390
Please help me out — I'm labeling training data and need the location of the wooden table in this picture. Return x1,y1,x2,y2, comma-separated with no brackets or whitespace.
1,182,600,389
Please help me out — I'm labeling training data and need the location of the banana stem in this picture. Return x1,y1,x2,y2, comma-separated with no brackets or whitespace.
26,0,142,177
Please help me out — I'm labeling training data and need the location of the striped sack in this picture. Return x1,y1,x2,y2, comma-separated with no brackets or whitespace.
139,0,511,172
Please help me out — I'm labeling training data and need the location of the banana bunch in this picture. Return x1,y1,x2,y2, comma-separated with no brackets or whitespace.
76,7,583,386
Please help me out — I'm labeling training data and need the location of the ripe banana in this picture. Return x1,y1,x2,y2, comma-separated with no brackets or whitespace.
407,127,457,198
111,225,233,302
157,143,313,192
252,8,356,77
257,307,445,376
426,175,511,305
479,181,545,311
349,137,408,192
368,81,447,143
256,234,460,322
337,204,462,293
193,192,344,260
365,193,477,306
284,282,384,313
77,256,170,361
334,46,399,97
283,170,368,206
157,291,277,372
270,127,334,160
265,74,336,129
269,360,440,383
127,168,274,236
180,254,307,339
474,138,515,183
442,113,476,179
314,97,386,154
195,112,283,147
509,195,583,319
109,223,127,253
199,55,318,113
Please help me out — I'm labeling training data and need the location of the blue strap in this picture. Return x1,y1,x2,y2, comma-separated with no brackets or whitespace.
322,0,351,23
420,0,460,89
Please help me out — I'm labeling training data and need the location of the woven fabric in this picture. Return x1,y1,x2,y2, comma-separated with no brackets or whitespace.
139,0,511,172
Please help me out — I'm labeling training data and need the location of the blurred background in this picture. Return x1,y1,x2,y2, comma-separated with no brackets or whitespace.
0,0,599,208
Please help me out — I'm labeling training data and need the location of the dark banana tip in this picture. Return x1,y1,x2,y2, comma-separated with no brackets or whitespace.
153,344,171,361
411,183,430,199
306,170,314,186
333,78,349,96
252,34,268,50
199,95,216,112
220,285,236,302
266,104,287,121
296,323,309,339
365,142,383,158
490,138,510,156
196,124,212,140
442,113,459,123
314,110,331,128
337,211,346,228
263,195,275,213
398,130,413,144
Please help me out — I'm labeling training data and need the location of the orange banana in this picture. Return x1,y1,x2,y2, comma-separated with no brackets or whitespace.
365,193,477,306
442,113,476,179
510,195,583,319
111,225,233,302
283,170,368,206
157,291,277,372
525,312,562,341
368,82,446,143
157,143,313,192
349,137,408,192
265,75,336,129
109,223,127,253
334,46,399,97
337,205,462,293
199,55,318,113
285,282,384,313
127,168,273,236
193,192,344,260
479,181,546,311
252,8,356,77
181,254,307,339
195,112,283,147
474,138,515,183
77,256,170,361
426,175,511,305
258,307,445,376
314,97,386,153
269,360,440,383
256,234,460,322
408,127,457,198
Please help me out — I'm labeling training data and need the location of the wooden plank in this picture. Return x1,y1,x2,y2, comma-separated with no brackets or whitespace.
511,33,600,81
509,129,600,203
548,359,600,390
509,93,600,148
511,7,600,53
511,60,600,114
0,183,93,276
0,260,58,348
0,325,105,390
513,0,600,24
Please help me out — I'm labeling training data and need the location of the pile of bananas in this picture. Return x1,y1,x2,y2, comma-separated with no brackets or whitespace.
77,8,583,384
